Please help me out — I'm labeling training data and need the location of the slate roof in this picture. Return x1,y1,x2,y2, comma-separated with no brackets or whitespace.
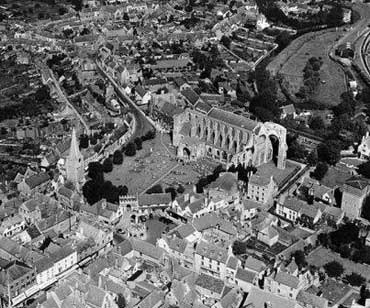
168,236,187,254
244,256,265,273
245,287,297,308
195,273,224,295
173,223,196,239
345,176,370,191
226,255,239,270
280,104,296,115
274,271,300,289
181,88,199,105
195,241,228,263
24,172,49,189
138,193,172,206
0,261,33,284
235,267,256,283
131,238,164,260
207,108,258,131
85,285,107,308
297,290,328,308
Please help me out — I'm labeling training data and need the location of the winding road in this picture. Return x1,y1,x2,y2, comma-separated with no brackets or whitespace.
96,62,154,141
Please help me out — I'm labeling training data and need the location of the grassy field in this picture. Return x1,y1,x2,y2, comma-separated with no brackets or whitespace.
279,30,346,106
268,28,347,106
307,246,370,279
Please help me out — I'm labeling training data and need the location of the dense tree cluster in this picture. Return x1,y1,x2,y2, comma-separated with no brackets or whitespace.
317,223,370,265
82,162,127,204
286,134,307,162
255,0,344,30
345,272,366,287
249,69,280,122
324,261,344,278
0,85,53,121
311,162,328,180
297,57,323,100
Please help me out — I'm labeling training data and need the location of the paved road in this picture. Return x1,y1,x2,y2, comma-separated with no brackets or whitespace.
96,63,153,140
36,61,91,133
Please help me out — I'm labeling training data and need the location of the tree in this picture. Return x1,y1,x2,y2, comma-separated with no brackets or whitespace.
87,162,104,183
58,7,67,15
165,187,177,201
359,285,370,305
220,35,231,49
102,158,113,173
276,31,291,49
358,161,370,179
287,138,306,161
116,293,126,308
324,261,344,278
71,0,83,11
134,137,143,150
125,142,136,156
312,162,328,180
177,184,185,194
327,5,343,27
292,250,306,270
309,116,325,131
80,134,89,149
345,272,366,287
89,135,97,145
307,150,318,166
317,140,341,165
232,241,247,255
83,180,101,205
146,184,163,194
113,150,123,165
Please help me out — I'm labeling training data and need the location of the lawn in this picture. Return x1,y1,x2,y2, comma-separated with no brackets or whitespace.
105,133,178,195
279,30,346,106
307,247,370,279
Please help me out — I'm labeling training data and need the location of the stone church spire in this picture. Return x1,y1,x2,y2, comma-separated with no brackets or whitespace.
65,128,84,186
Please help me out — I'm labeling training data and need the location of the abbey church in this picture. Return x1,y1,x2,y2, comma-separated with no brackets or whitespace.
173,107,288,169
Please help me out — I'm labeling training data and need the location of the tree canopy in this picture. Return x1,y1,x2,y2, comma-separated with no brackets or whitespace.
324,261,344,278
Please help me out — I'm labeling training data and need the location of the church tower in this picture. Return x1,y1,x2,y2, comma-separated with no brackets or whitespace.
65,128,84,186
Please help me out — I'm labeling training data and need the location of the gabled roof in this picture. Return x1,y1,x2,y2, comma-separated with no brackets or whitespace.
235,267,256,283
280,104,296,115
226,255,239,270
195,273,224,295
345,176,370,191
131,238,164,260
181,88,199,105
24,172,50,189
207,107,258,131
244,256,265,273
85,285,107,308
135,85,147,97
195,241,228,263
297,290,328,308
167,236,187,254
173,223,196,239
138,193,172,207
245,287,297,308
274,271,300,289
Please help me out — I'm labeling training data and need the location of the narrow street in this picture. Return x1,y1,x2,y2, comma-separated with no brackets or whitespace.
96,63,154,140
